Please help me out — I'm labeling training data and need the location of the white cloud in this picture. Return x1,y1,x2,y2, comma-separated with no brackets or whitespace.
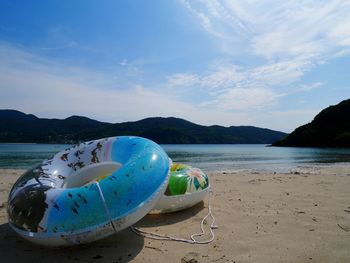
180,0,350,62
179,0,225,38
201,63,243,89
295,82,324,92
332,48,350,58
166,73,200,87
165,58,311,111
180,0,252,40
249,57,313,86
250,1,349,59
173,1,350,117
166,62,244,90
203,87,282,111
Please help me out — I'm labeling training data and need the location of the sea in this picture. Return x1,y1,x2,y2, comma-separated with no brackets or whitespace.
1,143,350,172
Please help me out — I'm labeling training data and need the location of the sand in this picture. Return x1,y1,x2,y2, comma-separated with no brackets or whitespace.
0,166,350,263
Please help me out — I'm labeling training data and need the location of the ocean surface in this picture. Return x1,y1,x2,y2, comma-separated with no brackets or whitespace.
1,143,350,172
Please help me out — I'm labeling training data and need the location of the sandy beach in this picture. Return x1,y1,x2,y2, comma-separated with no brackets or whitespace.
1,166,350,263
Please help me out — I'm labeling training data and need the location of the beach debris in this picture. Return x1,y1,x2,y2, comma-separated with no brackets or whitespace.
182,252,199,263
344,209,350,213
337,224,350,232
145,245,162,252
248,178,266,184
212,255,226,262
181,258,198,263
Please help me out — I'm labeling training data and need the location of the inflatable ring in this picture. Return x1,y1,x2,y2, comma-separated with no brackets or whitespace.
7,136,170,246
151,163,210,213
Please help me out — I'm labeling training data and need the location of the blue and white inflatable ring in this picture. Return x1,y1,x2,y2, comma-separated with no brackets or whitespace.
7,136,170,246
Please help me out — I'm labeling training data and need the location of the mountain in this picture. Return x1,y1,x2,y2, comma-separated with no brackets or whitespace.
272,99,350,147
0,109,287,144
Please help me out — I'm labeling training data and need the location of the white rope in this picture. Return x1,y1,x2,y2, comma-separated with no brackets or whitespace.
94,181,117,233
130,190,218,244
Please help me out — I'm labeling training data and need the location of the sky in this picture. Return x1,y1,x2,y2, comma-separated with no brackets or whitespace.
0,0,350,132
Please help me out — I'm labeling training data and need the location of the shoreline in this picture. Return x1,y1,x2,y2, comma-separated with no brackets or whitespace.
2,162,350,173
1,166,350,262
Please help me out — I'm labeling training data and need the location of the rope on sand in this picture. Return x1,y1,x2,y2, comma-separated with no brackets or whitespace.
130,190,218,244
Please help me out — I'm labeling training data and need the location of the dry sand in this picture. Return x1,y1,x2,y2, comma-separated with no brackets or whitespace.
0,166,350,263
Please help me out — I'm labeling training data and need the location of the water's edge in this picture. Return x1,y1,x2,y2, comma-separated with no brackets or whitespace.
2,143,349,172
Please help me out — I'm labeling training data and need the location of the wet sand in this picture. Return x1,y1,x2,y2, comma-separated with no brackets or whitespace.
0,166,350,263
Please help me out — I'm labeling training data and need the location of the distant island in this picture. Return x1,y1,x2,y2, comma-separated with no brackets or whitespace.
273,99,350,147
0,110,286,144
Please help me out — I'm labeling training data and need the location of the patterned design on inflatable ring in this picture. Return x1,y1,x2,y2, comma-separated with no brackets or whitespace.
165,163,209,196
7,136,170,246
152,163,210,214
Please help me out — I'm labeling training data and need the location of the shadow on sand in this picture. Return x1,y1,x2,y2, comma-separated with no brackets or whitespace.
0,202,207,262
135,201,205,228
0,223,144,263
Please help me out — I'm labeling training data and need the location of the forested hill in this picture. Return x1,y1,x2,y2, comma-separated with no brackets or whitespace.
0,109,287,144
273,99,350,147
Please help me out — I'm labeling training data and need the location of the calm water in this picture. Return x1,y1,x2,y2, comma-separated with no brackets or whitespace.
0,144,70,169
0,143,350,172
162,144,350,172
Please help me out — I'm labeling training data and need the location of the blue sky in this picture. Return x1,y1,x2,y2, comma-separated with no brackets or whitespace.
0,0,349,132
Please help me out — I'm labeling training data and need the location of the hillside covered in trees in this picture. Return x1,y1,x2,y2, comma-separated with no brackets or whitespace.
0,110,287,144
273,99,350,147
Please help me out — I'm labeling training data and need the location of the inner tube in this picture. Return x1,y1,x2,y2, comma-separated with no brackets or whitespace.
7,136,170,246
151,163,210,213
